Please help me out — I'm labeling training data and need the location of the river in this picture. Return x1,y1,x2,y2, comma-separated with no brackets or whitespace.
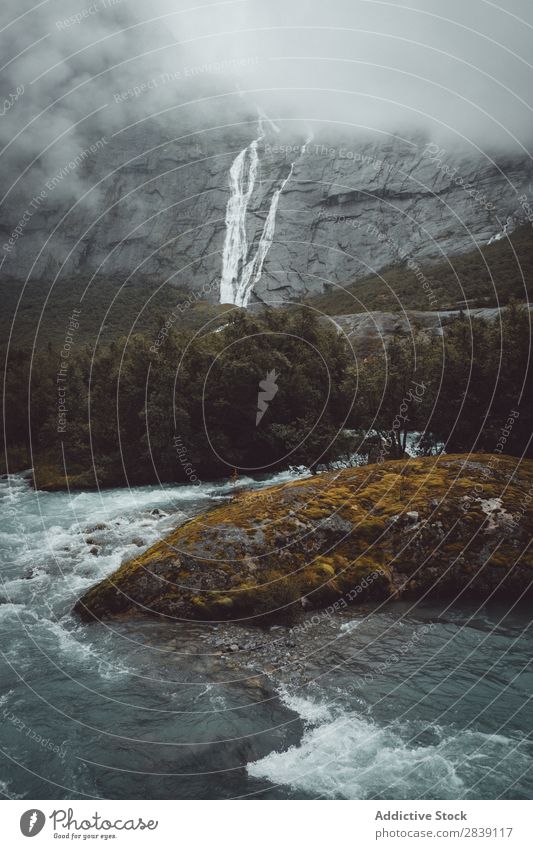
0,472,532,799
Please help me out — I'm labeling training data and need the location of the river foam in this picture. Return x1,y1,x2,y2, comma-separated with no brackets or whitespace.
248,687,533,799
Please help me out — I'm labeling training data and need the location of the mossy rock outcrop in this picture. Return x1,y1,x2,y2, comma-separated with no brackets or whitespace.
74,454,533,623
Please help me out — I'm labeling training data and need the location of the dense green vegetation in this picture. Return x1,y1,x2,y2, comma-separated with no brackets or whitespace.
347,301,532,459
2,303,531,488
307,224,533,314
0,276,230,351
1,308,351,486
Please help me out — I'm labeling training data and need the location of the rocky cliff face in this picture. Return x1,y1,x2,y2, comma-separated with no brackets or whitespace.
2,113,531,306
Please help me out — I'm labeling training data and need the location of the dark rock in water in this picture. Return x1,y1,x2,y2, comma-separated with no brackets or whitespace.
89,547,99,556
84,523,109,534
73,454,533,624
131,537,145,547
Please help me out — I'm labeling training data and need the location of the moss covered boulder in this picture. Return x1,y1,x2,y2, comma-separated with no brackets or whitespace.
74,454,533,623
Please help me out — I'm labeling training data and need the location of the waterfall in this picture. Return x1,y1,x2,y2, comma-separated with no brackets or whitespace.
233,133,314,307
220,126,308,307
219,134,261,305
232,162,294,307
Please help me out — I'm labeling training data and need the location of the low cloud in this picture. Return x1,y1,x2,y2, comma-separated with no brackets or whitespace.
1,0,531,216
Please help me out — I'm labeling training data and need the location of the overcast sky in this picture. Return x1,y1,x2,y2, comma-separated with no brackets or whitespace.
159,0,533,148
1,0,532,203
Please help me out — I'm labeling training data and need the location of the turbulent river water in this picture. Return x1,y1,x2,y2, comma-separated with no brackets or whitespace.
1,473,532,800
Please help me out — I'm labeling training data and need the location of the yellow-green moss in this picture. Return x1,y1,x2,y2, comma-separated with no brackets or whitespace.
74,454,533,622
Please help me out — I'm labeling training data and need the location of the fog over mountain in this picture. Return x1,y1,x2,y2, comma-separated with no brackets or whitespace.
1,0,532,302
3,0,532,153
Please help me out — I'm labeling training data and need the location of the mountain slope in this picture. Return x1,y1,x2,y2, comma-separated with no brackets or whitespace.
307,223,533,315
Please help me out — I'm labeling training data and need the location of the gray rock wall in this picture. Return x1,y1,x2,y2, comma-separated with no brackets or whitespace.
327,305,533,358
1,116,531,305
